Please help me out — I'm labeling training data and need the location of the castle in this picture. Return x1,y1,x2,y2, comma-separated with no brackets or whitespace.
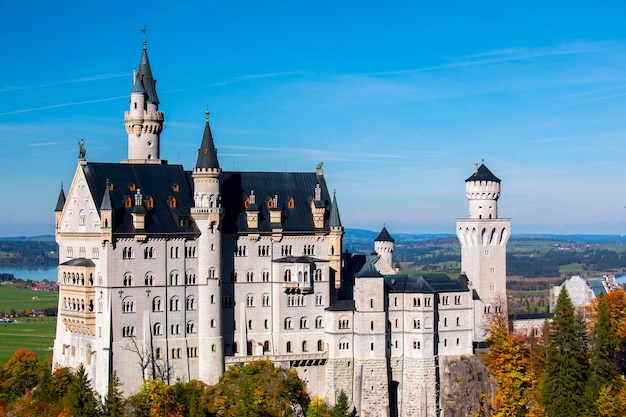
52,40,510,416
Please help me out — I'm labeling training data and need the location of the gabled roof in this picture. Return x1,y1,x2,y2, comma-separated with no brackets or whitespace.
273,255,327,264
220,171,332,234
385,273,469,293
326,299,355,312
374,226,394,242
55,185,66,212
82,162,199,236
354,256,383,278
329,192,342,228
136,40,159,105
195,112,220,170
466,163,500,182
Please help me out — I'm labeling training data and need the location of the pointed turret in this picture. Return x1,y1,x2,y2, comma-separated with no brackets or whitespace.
54,183,66,230
195,108,220,170
374,225,395,273
329,191,342,228
374,226,394,242
136,38,159,105
100,181,114,245
55,183,66,212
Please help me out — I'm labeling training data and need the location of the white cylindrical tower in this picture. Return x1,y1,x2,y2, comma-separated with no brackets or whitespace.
374,226,395,271
466,162,501,220
191,110,224,384
123,39,164,163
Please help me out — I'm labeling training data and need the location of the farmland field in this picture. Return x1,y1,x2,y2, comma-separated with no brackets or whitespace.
0,286,58,312
0,287,58,364
0,317,57,365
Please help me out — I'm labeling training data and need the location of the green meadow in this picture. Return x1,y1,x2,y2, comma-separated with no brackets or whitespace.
0,286,58,312
0,287,58,365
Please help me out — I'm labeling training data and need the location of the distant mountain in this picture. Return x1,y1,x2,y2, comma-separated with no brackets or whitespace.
0,235,56,242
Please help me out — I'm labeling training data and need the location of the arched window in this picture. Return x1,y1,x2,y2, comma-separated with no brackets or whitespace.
152,297,162,312
170,296,180,311
317,340,324,351
145,272,154,286
300,317,308,329
286,341,292,353
284,318,293,330
302,341,308,352
315,316,323,328
186,296,196,311
153,322,162,335
187,321,196,334
122,297,135,313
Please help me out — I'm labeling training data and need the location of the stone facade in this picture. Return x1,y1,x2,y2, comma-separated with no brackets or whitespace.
53,41,508,416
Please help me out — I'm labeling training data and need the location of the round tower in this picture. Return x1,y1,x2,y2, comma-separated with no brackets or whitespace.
466,162,500,220
374,226,395,271
191,109,224,384
456,162,511,343
123,38,164,163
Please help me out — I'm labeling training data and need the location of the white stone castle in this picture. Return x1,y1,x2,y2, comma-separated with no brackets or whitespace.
52,40,510,417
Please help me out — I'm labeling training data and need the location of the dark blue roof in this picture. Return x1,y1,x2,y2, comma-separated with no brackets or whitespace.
374,226,394,242
195,115,220,170
465,164,500,183
82,162,198,236
385,273,469,293
220,171,331,234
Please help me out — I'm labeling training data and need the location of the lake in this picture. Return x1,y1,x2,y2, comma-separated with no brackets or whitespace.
0,266,57,282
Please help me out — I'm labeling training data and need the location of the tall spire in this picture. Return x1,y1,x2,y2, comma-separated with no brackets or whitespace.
123,34,164,163
55,183,66,212
329,190,342,228
100,180,112,211
136,38,159,105
195,106,220,170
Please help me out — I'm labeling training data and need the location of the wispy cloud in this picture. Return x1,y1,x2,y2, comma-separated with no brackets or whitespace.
26,142,66,147
208,71,305,88
0,73,129,93
362,41,617,77
0,95,127,116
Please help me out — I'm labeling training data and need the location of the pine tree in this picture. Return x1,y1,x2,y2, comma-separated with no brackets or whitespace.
103,372,124,417
541,287,588,417
331,390,350,417
65,364,100,417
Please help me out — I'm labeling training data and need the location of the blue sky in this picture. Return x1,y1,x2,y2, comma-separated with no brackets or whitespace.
1,1,626,236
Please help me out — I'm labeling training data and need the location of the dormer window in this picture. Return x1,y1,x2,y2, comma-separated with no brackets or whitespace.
124,196,132,208
287,197,295,209
169,197,177,208
267,197,274,209
129,183,136,192
172,184,180,192
244,197,250,209
108,182,115,191
146,196,154,208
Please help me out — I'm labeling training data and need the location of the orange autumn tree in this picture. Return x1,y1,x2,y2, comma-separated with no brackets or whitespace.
484,312,530,417
588,287,626,341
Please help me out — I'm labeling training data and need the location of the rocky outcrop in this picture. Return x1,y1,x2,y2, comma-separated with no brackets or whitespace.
439,355,495,417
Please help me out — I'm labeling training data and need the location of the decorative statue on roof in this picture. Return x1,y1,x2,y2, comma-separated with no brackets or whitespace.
78,138,86,160
316,161,323,170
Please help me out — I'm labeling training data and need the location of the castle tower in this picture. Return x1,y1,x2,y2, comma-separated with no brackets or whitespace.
328,191,344,291
123,37,164,163
352,259,390,417
191,109,224,383
456,163,511,342
374,226,395,274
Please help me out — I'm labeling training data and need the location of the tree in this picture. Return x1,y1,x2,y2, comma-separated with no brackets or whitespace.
64,364,100,417
587,296,621,407
103,372,124,417
0,348,40,405
331,391,350,417
203,359,309,416
542,287,588,417
484,311,528,417
307,396,331,417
